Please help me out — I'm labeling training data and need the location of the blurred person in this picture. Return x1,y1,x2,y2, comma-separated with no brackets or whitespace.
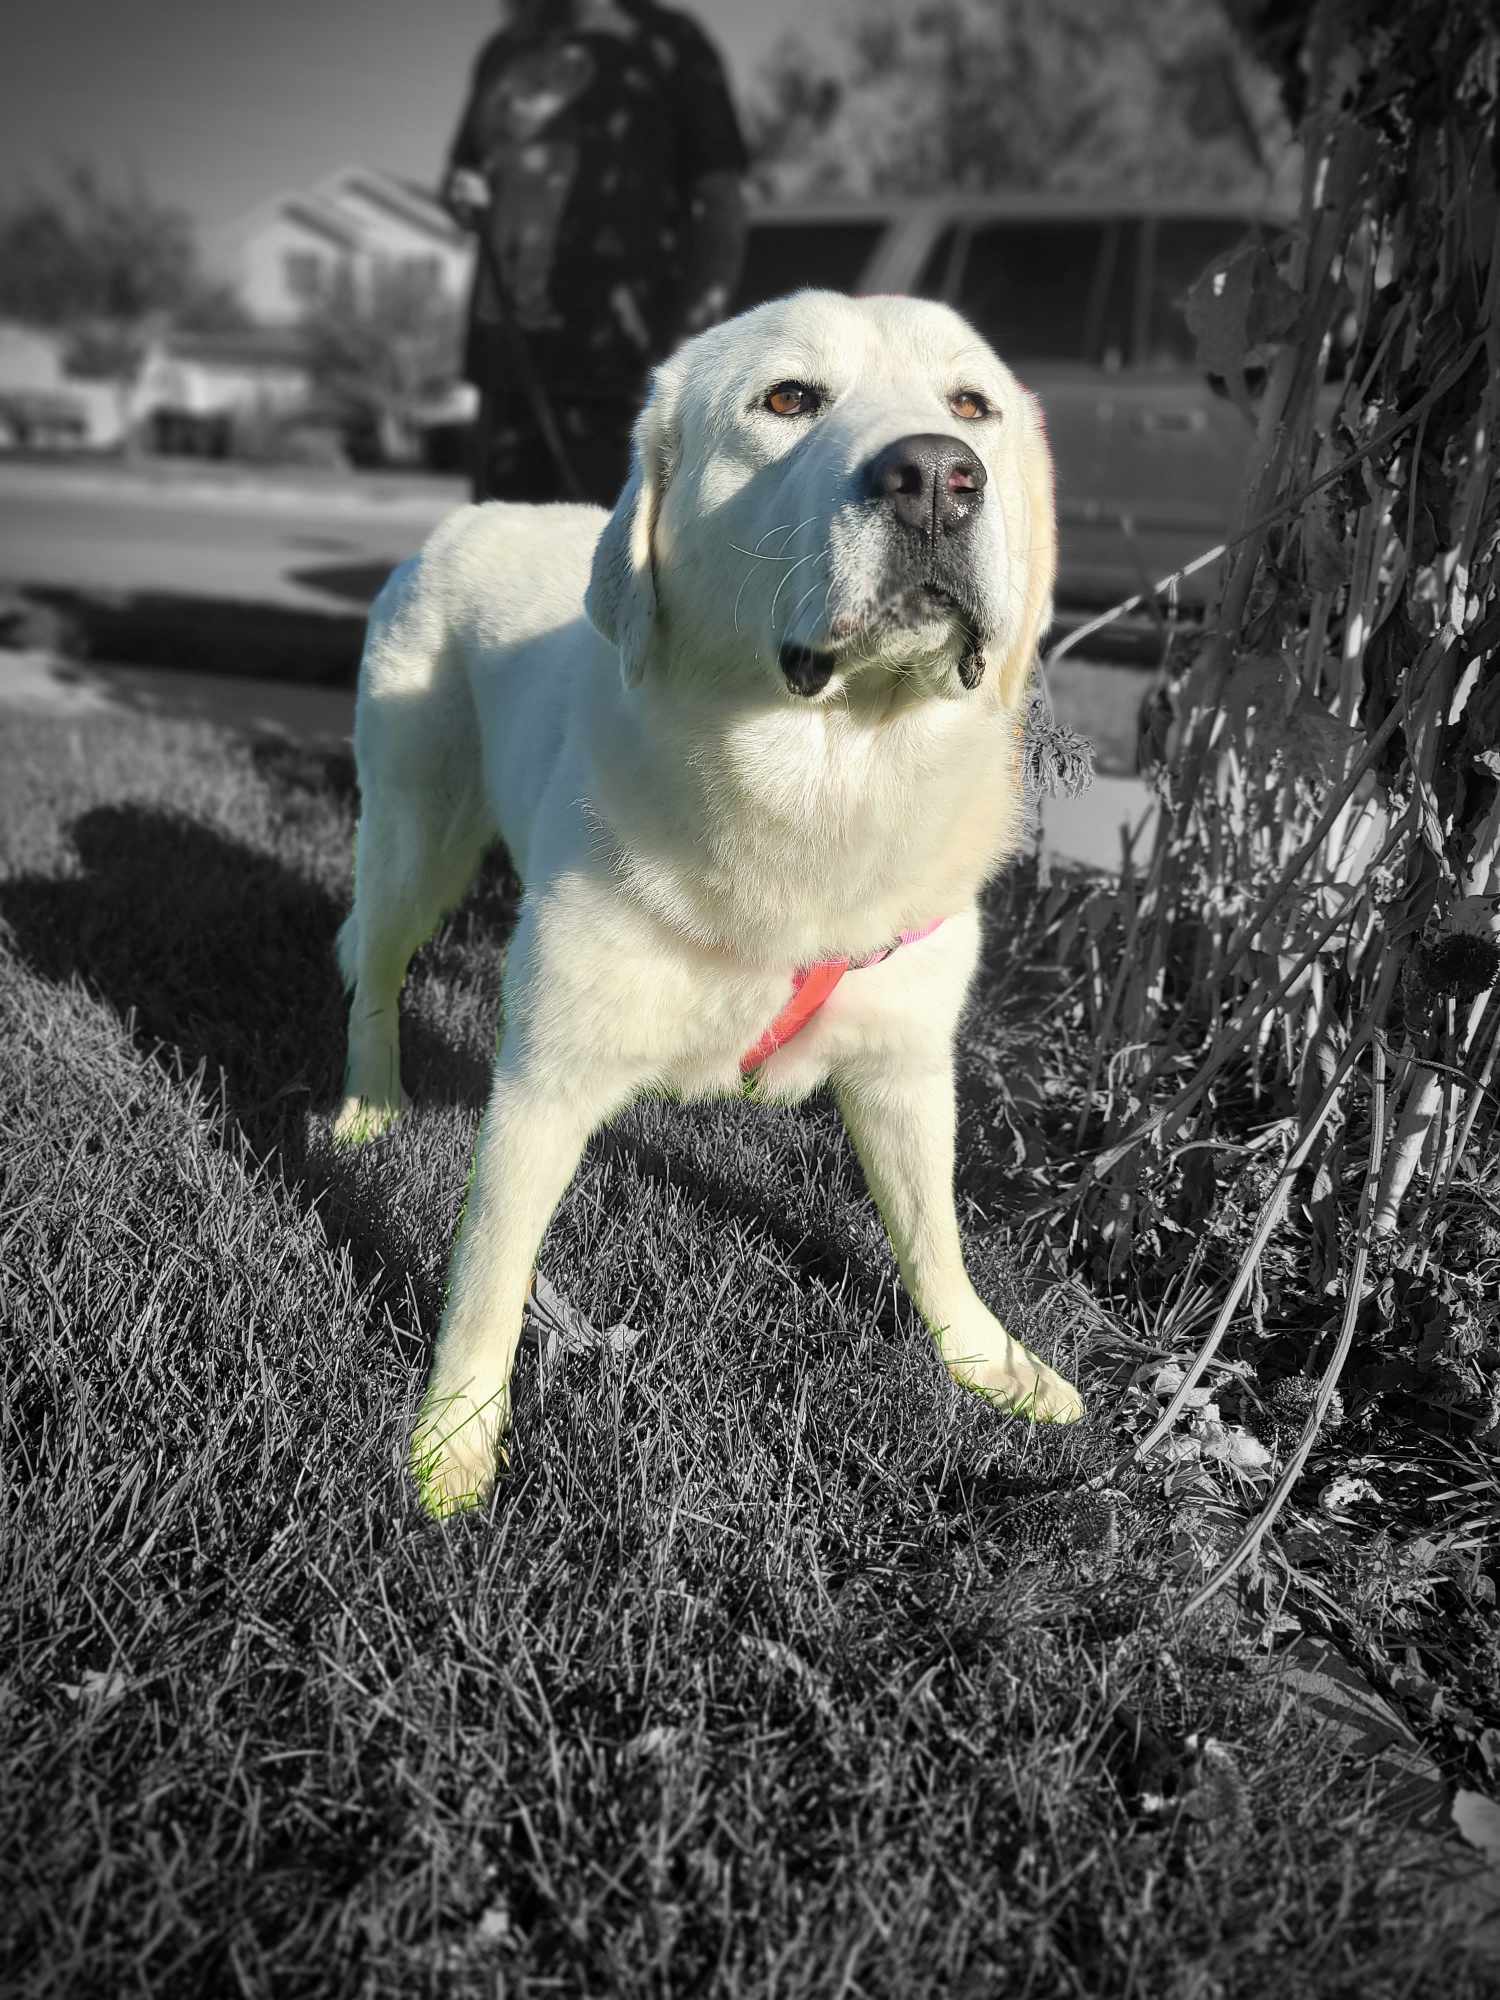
443,0,749,505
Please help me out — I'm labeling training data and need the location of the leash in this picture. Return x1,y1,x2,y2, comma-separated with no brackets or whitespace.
470,221,586,502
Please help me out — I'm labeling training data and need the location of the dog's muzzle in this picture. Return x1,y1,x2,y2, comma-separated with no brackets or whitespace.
863,433,987,537
779,435,991,697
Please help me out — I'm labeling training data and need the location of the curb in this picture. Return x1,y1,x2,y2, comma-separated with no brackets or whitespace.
0,458,466,519
0,583,362,686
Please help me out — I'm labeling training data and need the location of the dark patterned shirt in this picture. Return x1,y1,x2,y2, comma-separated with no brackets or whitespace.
447,2,748,395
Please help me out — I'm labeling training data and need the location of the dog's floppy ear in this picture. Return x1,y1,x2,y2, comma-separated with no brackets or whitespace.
585,370,676,691
995,390,1058,711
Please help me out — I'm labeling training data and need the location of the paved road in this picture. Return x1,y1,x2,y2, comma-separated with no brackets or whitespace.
0,462,463,615
0,462,1157,871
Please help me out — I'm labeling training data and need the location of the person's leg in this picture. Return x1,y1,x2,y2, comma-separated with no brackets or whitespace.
553,393,640,507
469,386,494,505
474,390,562,505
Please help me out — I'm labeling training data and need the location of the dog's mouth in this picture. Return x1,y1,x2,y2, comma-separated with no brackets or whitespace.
782,582,988,696
867,581,970,632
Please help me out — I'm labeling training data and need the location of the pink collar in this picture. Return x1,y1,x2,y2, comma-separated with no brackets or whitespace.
740,920,945,1074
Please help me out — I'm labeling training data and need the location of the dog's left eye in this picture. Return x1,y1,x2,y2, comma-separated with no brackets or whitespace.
949,389,991,421
764,381,824,418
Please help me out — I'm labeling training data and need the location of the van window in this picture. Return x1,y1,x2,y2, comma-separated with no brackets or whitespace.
923,221,1139,366
1142,217,1257,366
734,221,887,314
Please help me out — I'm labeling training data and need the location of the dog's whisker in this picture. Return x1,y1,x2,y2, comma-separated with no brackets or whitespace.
778,514,823,554
728,543,800,564
728,514,824,565
768,546,825,634
785,569,830,645
810,576,839,663
732,520,827,635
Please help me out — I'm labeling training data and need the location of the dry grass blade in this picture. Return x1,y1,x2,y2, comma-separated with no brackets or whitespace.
1133,1023,1371,1461
1180,1031,1390,1619
1044,334,1486,673
1091,808,1409,1179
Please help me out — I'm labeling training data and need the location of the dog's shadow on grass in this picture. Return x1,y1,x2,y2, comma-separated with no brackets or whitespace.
0,788,924,1355
2,789,1089,1495
0,792,503,1307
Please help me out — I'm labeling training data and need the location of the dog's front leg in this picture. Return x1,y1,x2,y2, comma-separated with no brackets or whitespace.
412,1060,623,1517
834,1060,1083,1424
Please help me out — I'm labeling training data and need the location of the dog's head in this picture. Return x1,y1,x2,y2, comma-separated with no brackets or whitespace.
586,290,1055,710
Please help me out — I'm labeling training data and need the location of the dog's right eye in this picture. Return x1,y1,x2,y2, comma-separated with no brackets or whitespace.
764,381,823,418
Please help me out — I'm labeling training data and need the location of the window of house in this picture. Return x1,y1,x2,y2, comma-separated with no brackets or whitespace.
733,221,887,314
283,250,325,303
401,254,444,290
921,220,1140,367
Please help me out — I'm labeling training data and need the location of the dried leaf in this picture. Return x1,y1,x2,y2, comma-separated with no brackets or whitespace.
1453,1789,1500,1865
1303,486,1352,591
1195,1420,1273,1471
1277,693,1365,781
1320,1473,1382,1516
1265,1636,1449,1824
1221,652,1295,726
1180,1736,1253,1840
526,1271,643,1369
60,1669,129,1712
627,1725,687,1761
1185,242,1301,417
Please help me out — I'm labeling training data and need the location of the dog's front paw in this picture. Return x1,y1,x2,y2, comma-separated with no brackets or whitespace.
332,1092,405,1148
942,1323,1085,1425
410,1387,509,1519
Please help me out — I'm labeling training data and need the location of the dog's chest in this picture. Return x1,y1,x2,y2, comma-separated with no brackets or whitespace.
675,707,1020,958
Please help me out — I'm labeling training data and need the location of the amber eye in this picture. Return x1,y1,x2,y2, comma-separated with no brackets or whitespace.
949,389,991,421
764,381,823,418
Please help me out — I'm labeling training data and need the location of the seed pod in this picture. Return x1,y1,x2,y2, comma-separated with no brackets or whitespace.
1422,932,1500,1002
1023,693,1095,800
1268,1374,1344,1435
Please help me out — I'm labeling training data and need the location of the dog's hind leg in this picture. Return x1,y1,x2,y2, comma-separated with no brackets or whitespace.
335,580,491,1145
334,784,488,1145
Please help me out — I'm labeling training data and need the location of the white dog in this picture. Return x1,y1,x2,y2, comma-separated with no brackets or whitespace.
334,290,1085,1517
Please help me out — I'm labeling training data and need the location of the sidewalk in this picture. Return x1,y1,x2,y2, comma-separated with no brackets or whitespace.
0,646,358,743
0,454,468,518
0,646,1156,872
0,455,1157,870
0,456,464,680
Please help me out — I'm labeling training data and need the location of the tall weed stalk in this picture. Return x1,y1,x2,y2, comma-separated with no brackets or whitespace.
1046,4,1500,1490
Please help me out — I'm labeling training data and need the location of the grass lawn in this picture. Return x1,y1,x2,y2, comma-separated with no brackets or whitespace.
0,700,1493,1997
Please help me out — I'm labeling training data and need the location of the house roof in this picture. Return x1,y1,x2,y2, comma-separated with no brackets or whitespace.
278,197,364,251
397,176,450,214
162,327,313,368
322,168,463,246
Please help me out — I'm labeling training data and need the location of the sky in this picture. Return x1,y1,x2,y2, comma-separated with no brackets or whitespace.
0,0,821,270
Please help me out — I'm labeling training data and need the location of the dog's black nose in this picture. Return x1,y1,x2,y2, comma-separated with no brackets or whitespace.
864,434,987,534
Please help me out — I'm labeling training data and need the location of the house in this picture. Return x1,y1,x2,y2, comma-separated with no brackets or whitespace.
130,326,318,456
127,169,477,459
235,168,474,326
0,321,133,451
0,171,476,462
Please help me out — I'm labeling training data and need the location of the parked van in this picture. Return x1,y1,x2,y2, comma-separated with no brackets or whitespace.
735,196,1287,648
